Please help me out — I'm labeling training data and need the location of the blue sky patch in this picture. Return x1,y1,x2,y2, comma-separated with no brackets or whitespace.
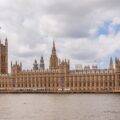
97,21,111,36
113,24,120,34
97,20,120,36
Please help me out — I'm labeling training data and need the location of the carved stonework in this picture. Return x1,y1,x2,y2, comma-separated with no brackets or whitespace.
0,38,8,74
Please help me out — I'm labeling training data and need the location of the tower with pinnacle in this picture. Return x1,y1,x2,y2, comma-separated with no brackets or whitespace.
49,41,58,69
33,60,38,71
40,56,45,70
109,57,114,69
0,38,8,74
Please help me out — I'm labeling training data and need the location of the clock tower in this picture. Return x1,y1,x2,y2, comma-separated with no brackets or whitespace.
49,41,58,69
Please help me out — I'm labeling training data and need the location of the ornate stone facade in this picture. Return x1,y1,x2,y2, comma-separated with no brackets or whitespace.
0,39,120,93
0,38,8,74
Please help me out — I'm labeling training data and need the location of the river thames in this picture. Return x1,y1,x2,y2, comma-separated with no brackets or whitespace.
0,94,120,120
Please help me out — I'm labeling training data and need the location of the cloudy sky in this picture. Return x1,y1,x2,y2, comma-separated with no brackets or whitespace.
0,0,120,71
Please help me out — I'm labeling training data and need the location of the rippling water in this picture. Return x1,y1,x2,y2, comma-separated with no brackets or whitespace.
0,94,120,120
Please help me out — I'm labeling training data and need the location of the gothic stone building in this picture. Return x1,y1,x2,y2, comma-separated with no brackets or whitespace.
0,38,8,74
0,39,120,93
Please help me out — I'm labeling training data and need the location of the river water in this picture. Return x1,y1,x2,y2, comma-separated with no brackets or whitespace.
0,94,120,120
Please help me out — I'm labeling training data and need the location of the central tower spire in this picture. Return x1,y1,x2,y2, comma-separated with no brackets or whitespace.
52,40,56,55
49,41,58,69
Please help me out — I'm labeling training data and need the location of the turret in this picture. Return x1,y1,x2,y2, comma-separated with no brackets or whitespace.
33,59,38,71
20,62,22,69
59,59,70,74
52,40,56,55
115,57,120,73
115,57,120,90
11,61,22,74
5,37,8,46
40,56,45,71
11,61,12,70
109,57,114,70
0,38,8,74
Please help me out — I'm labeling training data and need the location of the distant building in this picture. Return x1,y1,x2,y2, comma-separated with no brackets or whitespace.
0,39,120,93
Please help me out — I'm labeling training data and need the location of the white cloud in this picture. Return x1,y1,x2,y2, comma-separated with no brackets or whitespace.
112,17,120,25
0,0,120,71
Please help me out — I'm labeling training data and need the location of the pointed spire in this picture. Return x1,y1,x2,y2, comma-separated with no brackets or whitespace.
53,40,55,47
49,41,58,69
68,59,70,64
109,57,114,69
33,59,38,70
40,56,44,63
115,57,118,63
34,59,37,64
5,37,8,46
52,40,56,55
110,57,113,65
20,62,22,68
11,61,12,68
40,56,45,70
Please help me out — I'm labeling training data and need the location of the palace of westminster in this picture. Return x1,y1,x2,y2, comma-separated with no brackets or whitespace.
0,38,120,93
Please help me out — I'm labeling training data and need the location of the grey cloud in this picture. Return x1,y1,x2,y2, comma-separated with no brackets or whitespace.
0,0,120,70
42,0,120,38
13,51,43,58
71,50,98,61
